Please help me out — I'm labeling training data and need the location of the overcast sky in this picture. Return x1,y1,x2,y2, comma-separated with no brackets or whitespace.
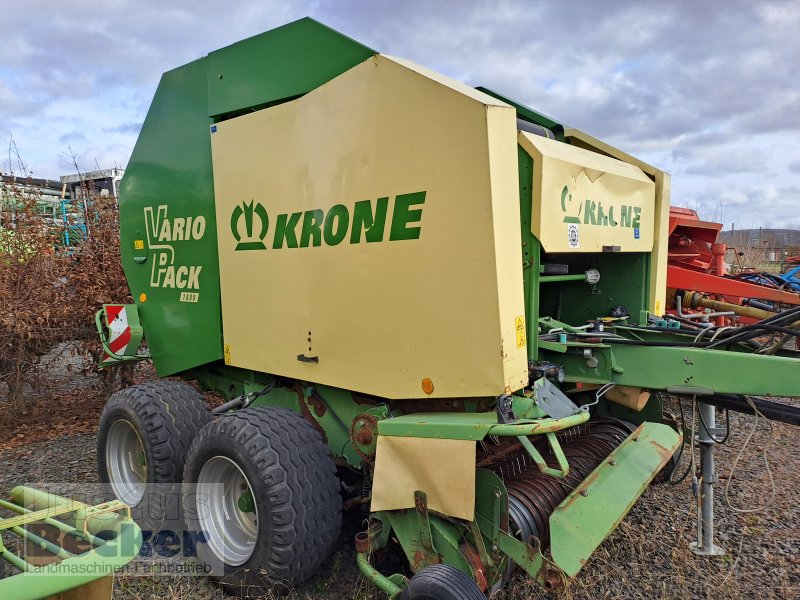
2,0,798,229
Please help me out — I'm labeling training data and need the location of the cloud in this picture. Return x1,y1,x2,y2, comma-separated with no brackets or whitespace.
59,131,89,146
0,0,797,230
103,122,142,134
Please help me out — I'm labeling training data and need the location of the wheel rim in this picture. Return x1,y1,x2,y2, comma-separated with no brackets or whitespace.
196,456,259,566
106,419,147,505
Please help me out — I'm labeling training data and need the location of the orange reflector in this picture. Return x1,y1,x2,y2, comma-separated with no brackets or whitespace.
139,293,147,303
421,378,434,394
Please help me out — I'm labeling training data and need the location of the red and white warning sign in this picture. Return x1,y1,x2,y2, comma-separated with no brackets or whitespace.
104,305,133,360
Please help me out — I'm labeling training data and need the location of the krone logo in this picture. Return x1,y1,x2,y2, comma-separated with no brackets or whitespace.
231,200,269,251
559,184,641,229
561,185,580,224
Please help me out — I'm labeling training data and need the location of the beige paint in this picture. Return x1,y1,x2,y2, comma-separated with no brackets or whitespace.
371,436,476,520
564,128,670,316
211,54,528,399
519,132,656,254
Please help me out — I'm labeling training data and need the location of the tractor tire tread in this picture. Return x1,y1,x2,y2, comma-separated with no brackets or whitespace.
185,406,340,585
97,380,211,531
401,564,486,600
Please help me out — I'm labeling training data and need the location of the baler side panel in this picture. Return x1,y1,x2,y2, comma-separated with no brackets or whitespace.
211,54,528,399
119,59,222,376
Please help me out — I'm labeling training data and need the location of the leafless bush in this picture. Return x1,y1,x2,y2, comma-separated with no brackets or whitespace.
0,155,130,406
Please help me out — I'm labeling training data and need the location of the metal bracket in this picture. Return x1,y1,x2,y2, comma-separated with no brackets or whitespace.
496,394,515,424
517,432,570,478
535,378,581,419
413,491,439,567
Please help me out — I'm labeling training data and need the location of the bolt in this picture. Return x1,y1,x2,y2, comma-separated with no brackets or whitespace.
609,459,617,466
580,490,589,497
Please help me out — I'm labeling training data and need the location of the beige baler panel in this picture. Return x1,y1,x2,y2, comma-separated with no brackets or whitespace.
371,436,476,520
211,54,528,399
519,132,656,253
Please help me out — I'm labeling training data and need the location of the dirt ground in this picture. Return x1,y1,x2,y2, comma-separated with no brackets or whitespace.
0,346,798,599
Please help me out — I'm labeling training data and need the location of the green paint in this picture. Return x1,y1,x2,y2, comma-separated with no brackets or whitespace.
552,338,800,397
475,86,564,137
350,197,388,243
323,204,349,245
384,510,471,575
300,209,324,247
207,18,375,119
304,384,368,467
237,492,255,513
518,148,541,361
0,489,141,599
120,58,222,376
232,193,425,251
377,409,589,440
549,422,681,577
272,212,301,248
231,200,269,250
388,191,426,241
577,197,640,229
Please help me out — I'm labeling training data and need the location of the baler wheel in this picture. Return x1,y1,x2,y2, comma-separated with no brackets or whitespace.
399,564,486,600
97,380,211,530
182,407,341,595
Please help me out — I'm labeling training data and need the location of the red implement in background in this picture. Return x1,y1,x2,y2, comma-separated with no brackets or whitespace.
666,207,800,324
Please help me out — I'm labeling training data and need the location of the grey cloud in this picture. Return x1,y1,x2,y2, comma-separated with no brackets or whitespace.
104,122,142,134
59,131,89,145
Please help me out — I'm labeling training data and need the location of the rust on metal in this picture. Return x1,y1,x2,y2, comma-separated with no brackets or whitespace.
460,543,488,592
307,393,327,418
295,383,329,444
355,531,370,553
649,438,673,461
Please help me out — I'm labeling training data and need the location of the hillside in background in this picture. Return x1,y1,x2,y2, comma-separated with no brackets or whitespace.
720,229,800,248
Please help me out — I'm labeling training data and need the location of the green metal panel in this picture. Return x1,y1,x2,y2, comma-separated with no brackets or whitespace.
549,422,681,577
537,252,649,327
552,341,800,397
207,18,375,119
120,58,222,376
477,86,564,136
377,410,589,440
518,148,541,361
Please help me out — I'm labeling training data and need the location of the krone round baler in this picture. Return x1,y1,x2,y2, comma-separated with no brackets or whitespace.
94,17,800,599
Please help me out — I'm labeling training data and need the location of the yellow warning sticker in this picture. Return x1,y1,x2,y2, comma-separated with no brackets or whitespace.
515,316,526,348
224,344,231,365
654,300,663,316
134,239,145,250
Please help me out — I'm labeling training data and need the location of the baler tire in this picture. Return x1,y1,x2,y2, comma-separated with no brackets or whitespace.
182,407,341,595
97,380,211,531
399,564,486,600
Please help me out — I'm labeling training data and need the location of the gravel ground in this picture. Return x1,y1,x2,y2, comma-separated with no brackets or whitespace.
1,356,798,599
